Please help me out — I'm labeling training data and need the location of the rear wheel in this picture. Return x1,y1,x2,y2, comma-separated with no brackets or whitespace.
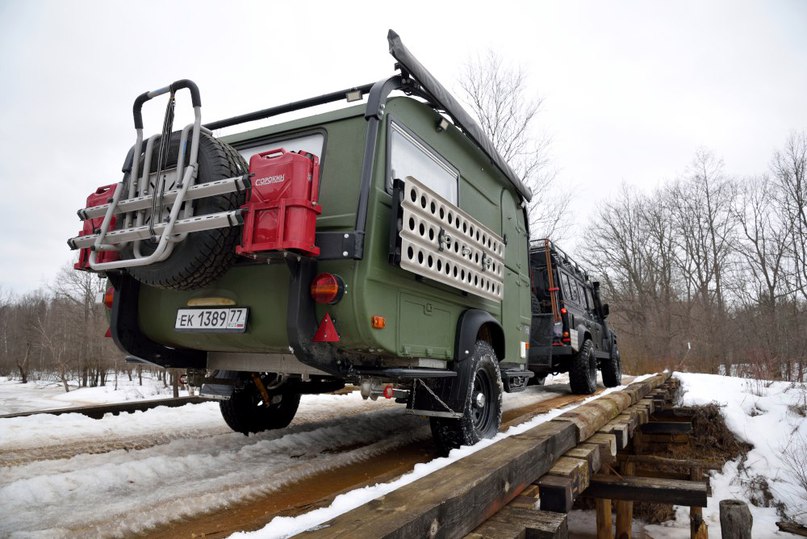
430,341,502,456
601,342,622,387
219,378,301,435
569,338,597,394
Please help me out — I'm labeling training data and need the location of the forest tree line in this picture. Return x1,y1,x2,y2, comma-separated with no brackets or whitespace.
0,113,804,385
584,133,807,381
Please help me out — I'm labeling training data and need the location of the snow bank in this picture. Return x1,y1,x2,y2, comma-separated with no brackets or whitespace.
642,372,807,538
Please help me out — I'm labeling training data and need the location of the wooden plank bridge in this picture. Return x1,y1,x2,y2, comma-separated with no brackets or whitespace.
301,372,712,539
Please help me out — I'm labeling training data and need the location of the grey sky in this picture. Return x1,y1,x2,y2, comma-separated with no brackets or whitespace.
1,0,805,294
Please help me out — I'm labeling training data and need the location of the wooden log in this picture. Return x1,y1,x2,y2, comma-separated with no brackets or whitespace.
466,505,568,539
776,521,807,537
585,433,617,465
567,444,602,474
616,454,722,471
547,456,590,497
585,475,708,507
690,466,708,539
600,392,632,411
617,412,639,434
596,498,612,539
595,466,612,539
538,475,574,513
598,420,630,450
638,398,655,414
720,499,752,539
652,408,695,420
640,421,692,434
553,397,621,440
299,420,578,538
637,432,690,445
615,461,635,539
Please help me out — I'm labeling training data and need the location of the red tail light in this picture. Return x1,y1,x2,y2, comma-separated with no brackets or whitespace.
103,286,115,309
310,273,345,305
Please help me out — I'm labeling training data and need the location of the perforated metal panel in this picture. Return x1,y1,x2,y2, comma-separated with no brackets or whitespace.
394,176,505,302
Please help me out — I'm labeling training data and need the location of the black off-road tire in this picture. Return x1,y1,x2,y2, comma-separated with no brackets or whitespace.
430,341,503,456
219,383,301,435
126,132,247,290
569,338,597,394
601,343,622,388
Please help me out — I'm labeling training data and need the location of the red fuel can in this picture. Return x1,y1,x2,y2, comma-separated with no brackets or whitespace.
75,184,119,270
238,148,322,257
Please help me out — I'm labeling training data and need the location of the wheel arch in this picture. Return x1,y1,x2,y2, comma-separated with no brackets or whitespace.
455,309,505,363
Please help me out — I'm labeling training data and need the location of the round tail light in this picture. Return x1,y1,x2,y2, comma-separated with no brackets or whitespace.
310,273,345,305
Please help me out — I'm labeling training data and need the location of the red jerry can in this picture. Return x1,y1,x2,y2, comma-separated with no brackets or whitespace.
237,149,322,257
75,184,119,270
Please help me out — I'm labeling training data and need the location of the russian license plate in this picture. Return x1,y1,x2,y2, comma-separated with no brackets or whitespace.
175,308,248,333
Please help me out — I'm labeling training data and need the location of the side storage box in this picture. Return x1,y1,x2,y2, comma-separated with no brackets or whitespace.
237,148,322,257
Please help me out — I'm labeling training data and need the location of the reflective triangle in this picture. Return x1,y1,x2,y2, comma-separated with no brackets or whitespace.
313,313,340,342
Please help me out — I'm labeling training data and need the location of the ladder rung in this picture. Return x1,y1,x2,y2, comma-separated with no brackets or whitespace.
68,210,243,250
77,175,250,220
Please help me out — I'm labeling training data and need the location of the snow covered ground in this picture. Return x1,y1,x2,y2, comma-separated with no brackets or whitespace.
1,372,805,538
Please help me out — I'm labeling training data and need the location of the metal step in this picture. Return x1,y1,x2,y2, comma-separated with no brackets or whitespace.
68,210,243,250
77,175,250,221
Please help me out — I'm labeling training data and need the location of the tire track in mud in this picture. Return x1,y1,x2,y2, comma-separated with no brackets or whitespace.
142,386,608,538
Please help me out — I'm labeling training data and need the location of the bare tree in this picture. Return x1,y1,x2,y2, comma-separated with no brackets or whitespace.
772,132,807,302
51,264,116,387
668,150,737,373
458,51,570,239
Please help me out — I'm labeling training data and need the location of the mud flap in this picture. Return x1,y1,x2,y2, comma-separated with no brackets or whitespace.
406,378,463,418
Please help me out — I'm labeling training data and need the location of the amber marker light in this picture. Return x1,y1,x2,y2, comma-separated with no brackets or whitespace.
103,287,115,309
371,316,386,329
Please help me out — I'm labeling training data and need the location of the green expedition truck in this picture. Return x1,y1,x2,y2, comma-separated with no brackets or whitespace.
68,31,535,455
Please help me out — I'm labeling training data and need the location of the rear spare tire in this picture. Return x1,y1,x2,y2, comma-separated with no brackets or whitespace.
126,132,247,290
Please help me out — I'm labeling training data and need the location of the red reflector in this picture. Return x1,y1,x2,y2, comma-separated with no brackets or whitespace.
560,308,567,315
383,385,394,399
103,287,115,309
313,313,340,342
104,327,112,338
310,273,345,305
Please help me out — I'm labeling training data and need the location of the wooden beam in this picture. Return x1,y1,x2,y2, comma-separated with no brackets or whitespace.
640,421,692,434
300,372,672,538
690,466,708,539
298,420,577,538
586,433,617,464
567,444,602,474
598,419,630,450
652,408,695,420
616,454,722,471
615,461,634,539
585,475,708,507
466,505,568,539
538,474,574,513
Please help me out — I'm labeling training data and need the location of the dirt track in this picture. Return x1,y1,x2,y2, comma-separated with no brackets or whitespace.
144,385,605,538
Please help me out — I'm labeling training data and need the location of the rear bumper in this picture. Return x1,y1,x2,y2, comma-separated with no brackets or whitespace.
527,344,573,373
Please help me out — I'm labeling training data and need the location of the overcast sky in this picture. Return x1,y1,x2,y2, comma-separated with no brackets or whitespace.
1,0,805,295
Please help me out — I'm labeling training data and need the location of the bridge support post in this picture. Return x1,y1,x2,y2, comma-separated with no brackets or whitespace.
615,461,635,539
